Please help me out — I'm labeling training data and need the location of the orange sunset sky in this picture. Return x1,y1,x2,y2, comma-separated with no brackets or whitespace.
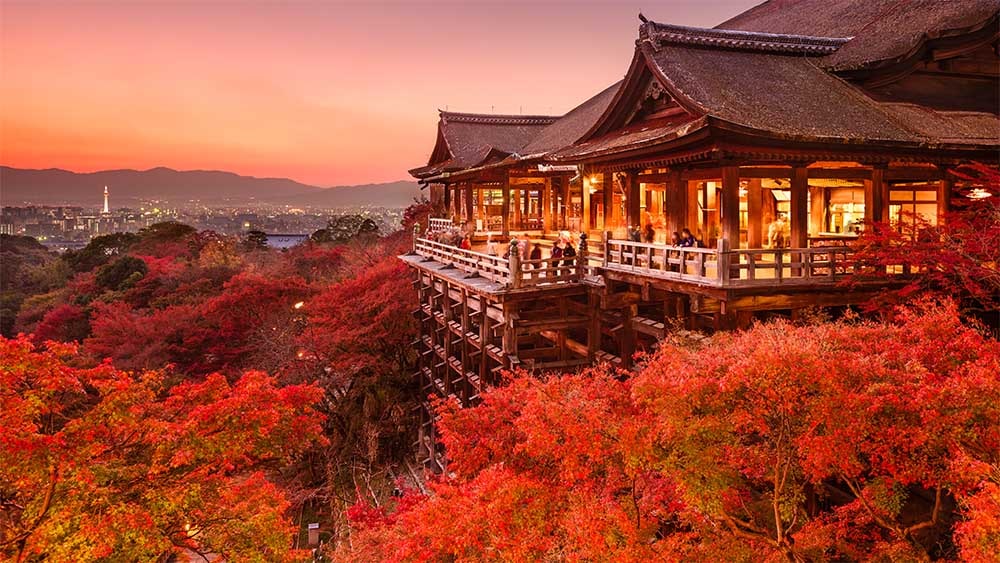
1,1,761,187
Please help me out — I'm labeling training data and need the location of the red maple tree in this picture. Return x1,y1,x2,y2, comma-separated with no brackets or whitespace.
337,301,1000,561
0,337,326,562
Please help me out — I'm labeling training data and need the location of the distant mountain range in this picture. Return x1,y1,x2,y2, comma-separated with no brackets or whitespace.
0,166,422,208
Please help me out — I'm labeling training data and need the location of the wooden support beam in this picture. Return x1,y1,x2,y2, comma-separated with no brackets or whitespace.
747,178,763,248
790,166,809,248
665,168,685,237
809,185,825,237
601,291,642,309
464,182,474,224
582,170,592,234
686,179,700,237
626,171,641,230
513,188,522,229
603,172,614,231
522,186,530,224
558,298,569,361
588,288,601,360
540,330,589,359
501,175,511,237
720,165,741,248
620,304,636,369
864,166,888,224
937,176,953,224
443,182,451,212
501,302,517,369
727,290,884,311
514,315,590,333
559,176,570,229
541,177,551,233
479,307,489,384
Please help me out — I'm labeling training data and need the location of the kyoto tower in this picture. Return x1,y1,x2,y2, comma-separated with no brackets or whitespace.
103,186,110,214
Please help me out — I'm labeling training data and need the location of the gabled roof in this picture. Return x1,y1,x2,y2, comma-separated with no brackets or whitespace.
638,31,915,141
717,0,1000,71
408,111,558,179
562,17,999,163
643,21,850,55
410,2,999,176
520,81,623,157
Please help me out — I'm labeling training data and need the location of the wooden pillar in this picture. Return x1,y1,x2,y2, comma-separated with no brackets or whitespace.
479,307,489,384
626,171,641,230
501,302,517,369
587,288,600,361
720,165,741,247
541,177,551,233
441,282,452,395
557,298,568,361
464,182,475,225
477,186,486,223
501,175,511,237
937,175,953,224
686,180,700,235
747,178,763,248
790,166,809,248
522,186,530,228
666,168,685,236
809,185,825,237
460,288,470,404
560,176,570,229
864,165,888,224
705,181,718,244
621,304,636,369
443,182,451,213
513,187,522,230
603,172,613,231
582,171,592,234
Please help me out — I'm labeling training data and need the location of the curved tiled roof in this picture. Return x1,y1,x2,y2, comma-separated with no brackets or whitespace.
642,21,850,55
717,0,1000,70
409,111,558,179
520,81,622,157
411,2,999,177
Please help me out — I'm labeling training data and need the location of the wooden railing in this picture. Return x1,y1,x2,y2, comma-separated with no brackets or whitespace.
427,217,454,234
519,256,579,287
414,238,510,284
413,237,586,289
413,225,890,291
726,246,857,287
604,239,721,285
603,236,877,288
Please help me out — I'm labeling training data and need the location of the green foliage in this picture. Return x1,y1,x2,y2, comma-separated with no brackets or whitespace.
242,229,269,250
1,236,66,337
316,214,381,244
63,232,140,272
95,255,148,291
137,221,197,244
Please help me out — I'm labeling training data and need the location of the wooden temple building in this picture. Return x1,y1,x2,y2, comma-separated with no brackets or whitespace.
401,0,1000,469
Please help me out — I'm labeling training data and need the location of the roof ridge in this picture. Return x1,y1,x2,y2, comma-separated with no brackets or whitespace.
439,111,560,126
641,20,851,55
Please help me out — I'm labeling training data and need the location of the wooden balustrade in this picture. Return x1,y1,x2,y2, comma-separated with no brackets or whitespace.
427,217,454,234
602,237,887,288
413,237,582,289
417,233,889,291
604,237,721,285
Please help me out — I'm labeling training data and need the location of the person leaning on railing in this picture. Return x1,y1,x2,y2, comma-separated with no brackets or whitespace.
562,234,577,268
679,228,697,247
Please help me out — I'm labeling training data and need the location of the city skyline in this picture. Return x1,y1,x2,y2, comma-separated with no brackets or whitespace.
1,0,761,187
